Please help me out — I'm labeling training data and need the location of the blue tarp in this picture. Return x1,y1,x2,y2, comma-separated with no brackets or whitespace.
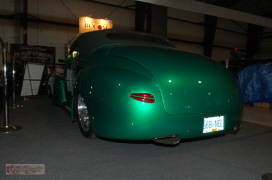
237,63,272,103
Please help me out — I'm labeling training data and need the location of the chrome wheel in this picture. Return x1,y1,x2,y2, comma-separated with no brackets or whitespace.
76,93,93,138
77,94,90,131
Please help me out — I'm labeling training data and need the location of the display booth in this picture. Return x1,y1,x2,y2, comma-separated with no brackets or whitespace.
10,44,56,97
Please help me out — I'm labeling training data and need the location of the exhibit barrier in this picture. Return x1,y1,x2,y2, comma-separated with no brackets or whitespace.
10,56,18,107
0,37,22,133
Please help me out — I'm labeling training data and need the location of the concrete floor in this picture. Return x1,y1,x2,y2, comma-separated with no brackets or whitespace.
0,96,272,180
243,105,272,127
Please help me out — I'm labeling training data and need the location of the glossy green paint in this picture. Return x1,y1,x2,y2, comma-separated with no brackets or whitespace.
76,59,242,140
52,75,67,106
108,46,241,115
53,29,243,141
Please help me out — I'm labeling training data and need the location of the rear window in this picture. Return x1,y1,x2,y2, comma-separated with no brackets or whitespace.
106,32,173,47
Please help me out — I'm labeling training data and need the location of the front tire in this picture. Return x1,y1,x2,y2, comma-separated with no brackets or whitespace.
75,93,94,138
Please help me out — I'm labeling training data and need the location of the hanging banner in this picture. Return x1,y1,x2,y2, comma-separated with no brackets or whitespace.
10,44,55,65
79,16,113,33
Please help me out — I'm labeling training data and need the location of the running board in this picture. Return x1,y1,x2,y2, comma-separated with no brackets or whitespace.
153,134,181,145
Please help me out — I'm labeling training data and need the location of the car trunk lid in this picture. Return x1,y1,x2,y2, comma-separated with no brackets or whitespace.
108,45,241,115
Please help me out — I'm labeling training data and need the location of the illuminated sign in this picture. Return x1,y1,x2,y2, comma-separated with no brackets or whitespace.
79,16,113,33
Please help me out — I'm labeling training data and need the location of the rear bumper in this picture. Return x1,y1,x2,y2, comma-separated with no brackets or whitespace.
92,109,243,141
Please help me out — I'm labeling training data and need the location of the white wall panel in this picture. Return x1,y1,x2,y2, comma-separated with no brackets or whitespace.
167,8,204,57
0,19,15,44
217,22,247,60
167,7,204,45
213,30,247,61
259,37,272,59
216,18,247,34
27,22,78,61
28,0,94,24
211,47,233,62
214,30,247,50
0,0,14,14
101,7,134,30
167,18,204,43
172,41,203,55
0,0,15,43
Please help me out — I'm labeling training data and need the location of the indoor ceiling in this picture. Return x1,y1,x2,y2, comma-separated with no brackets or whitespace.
85,0,272,27
86,0,272,18
195,0,272,18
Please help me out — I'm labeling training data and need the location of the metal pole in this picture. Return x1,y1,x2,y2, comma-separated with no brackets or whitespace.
0,42,22,133
12,56,16,106
10,56,19,108
3,42,9,128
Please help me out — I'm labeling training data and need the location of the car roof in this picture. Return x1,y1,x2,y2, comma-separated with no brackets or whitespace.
69,29,175,55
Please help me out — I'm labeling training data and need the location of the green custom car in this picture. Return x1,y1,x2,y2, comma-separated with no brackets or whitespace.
52,29,242,145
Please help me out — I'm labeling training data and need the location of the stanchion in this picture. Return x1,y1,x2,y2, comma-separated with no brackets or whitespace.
9,56,21,108
0,41,22,133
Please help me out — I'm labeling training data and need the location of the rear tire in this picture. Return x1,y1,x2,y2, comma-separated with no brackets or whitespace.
75,93,94,138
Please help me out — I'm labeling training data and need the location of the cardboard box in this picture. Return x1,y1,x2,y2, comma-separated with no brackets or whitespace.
254,103,272,109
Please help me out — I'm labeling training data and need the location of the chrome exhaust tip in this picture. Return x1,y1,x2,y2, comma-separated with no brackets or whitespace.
153,134,181,145
231,124,242,135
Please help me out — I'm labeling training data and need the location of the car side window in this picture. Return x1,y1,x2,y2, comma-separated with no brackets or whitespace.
72,50,79,58
66,45,79,93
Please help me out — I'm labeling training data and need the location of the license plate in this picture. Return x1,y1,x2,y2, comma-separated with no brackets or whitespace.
203,116,224,133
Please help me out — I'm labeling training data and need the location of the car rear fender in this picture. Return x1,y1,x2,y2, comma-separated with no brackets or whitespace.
70,62,162,126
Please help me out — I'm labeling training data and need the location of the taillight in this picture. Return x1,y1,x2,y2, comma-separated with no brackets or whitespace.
130,93,155,103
